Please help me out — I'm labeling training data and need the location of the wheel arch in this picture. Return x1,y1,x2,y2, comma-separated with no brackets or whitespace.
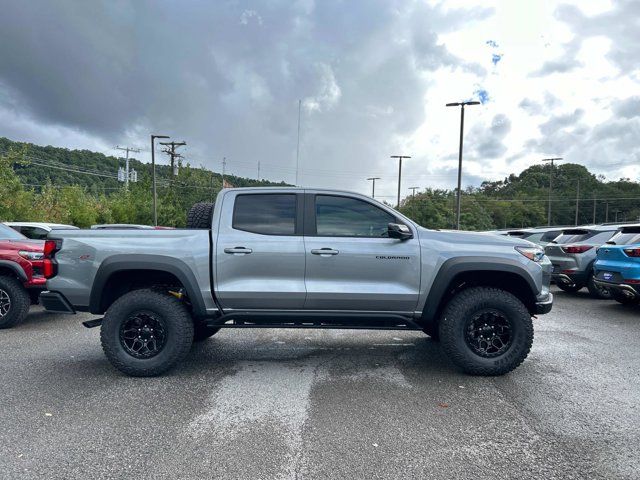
0,260,27,282
421,257,539,328
89,255,206,318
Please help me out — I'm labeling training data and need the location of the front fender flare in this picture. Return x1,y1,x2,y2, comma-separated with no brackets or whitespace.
421,256,539,324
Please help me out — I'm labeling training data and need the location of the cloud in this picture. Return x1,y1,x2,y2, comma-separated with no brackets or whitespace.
472,114,511,159
530,39,583,77
0,0,488,191
555,1,640,74
612,96,640,119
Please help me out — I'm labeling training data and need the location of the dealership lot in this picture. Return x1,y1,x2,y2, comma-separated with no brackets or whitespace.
0,286,638,480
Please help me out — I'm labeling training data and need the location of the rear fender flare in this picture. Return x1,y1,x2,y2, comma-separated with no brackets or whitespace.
89,255,206,317
0,260,27,282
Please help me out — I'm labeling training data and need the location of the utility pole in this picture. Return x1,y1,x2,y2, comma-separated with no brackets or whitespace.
593,195,597,224
257,161,261,180
574,180,580,226
446,101,481,230
150,134,170,226
367,177,381,199
295,99,301,186
115,146,140,189
222,157,227,188
159,141,186,177
605,201,609,222
542,157,562,226
409,186,420,197
390,155,411,208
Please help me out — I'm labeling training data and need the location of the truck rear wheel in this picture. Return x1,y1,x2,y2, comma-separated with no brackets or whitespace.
186,202,214,229
0,275,30,329
100,289,194,377
439,287,533,376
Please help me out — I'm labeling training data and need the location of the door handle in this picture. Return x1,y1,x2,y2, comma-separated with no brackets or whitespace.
224,247,253,254
311,248,339,256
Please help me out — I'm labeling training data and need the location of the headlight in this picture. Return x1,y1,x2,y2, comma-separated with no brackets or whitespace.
19,251,45,260
515,245,545,262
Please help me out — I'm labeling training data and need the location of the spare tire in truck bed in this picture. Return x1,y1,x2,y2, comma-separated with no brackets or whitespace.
186,202,214,229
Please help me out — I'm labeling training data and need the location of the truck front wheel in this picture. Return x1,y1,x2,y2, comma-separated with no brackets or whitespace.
100,289,194,377
439,287,533,376
0,275,30,329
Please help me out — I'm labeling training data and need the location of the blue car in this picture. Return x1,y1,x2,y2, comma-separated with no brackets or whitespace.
593,226,640,305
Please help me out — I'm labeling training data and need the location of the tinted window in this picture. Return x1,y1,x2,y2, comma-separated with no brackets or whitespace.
0,224,26,240
541,230,562,242
315,195,396,237
553,230,595,244
19,226,49,239
607,228,640,245
233,194,296,235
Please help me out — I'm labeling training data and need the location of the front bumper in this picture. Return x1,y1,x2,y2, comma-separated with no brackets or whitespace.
535,292,554,315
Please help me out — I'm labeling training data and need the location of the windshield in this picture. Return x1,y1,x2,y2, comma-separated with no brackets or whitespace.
0,223,27,240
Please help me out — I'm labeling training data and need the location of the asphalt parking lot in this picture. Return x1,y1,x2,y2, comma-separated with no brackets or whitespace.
1,286,638,480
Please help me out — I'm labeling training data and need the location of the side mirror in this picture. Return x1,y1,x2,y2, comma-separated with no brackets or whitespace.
388,223,413,240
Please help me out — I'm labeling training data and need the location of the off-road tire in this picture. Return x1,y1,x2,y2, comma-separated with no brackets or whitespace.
612,289,640,306
586,273,613,299
439,287,534,376
556,282,583,293
193,323,221,342
187,202,215,229
100,289,194,377
0,275,30,329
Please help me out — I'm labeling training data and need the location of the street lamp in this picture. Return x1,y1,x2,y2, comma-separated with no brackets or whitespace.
542,157,562,226
446,100,480,230
150,134,170,226
367,177,381,199
390,155,411,208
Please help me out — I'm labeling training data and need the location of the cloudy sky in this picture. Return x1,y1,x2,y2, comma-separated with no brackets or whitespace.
0,0,638,202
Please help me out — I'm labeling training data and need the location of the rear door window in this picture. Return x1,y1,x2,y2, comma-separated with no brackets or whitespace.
232,194,297,235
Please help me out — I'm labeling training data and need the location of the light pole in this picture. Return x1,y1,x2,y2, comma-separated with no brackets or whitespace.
367,177,380,199
150,134,170,226
446,100,480,229
542,157,562,226
390,155,411,208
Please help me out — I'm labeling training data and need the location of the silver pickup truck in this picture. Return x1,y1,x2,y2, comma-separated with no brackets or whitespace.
40,187,553,377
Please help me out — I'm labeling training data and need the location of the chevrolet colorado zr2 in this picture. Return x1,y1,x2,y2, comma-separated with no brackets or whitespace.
39,188,553,377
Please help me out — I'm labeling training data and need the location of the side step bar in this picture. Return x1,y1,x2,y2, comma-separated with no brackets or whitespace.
206,311,424,331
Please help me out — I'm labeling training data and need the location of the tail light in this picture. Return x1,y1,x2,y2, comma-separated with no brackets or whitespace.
623,248,640,257
43,240,61,279
561,245,593,254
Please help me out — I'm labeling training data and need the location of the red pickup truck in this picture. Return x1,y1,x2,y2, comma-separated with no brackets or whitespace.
0,223,47,328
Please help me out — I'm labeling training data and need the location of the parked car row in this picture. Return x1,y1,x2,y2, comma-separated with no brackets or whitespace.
492,223,640,305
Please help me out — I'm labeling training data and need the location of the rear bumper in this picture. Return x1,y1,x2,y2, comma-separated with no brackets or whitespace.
535,292,553,315
39,291,76,314
552,270,588,286
593,279,640,299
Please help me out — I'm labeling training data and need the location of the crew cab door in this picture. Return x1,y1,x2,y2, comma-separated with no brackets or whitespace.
214,192,306,309
303,194,421,312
